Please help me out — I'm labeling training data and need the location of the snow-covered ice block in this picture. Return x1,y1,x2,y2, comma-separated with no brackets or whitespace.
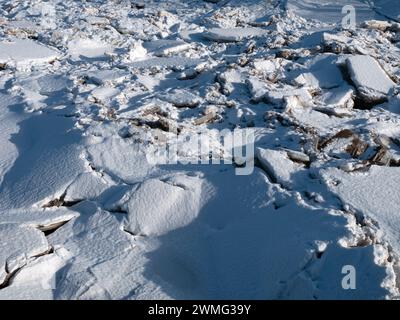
130,57,202,69
0,247,71,299
160,89,202,108
0,39,60,69
246,77,269,102
68,38,113,59
251,58,283,75
0,93,23,186
0,224,49,286
64,172,111,202
361,20,392,31
0,208,78,230
86,69,127,85
291,54,344,89
4,20,41,35
346,55,395,103
90,86,120,104
264,85,313,107
256,148,303,188
316,85,355,109
203,27,266,42
124,175,203,236
128,41,147,61
46,203,153,299
143,39,191,57
0,112,86,210
87,137,156,184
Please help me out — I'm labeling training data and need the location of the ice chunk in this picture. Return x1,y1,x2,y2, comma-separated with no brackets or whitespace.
128,41,147,61
0,208,78,230
316,85,355,109
64,172,111,202
290,54,344,89
0,224,49,286
130,57,202,69
87,137,156,184
256,148,304,188
68,38,113,59
203,27,266,42
346,55,395,103
143,40,191,57
86,69,127,86
90,86,120,104
246,77,269,102
160,89,202,108
0,39,60,69
0,248,70,300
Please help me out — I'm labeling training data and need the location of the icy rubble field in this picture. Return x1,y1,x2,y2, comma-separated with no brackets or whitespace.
0,0,400,300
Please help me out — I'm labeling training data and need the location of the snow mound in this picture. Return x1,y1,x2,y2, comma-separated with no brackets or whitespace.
124,175,204,236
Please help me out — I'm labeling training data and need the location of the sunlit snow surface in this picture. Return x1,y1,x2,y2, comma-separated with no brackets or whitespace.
0,0,400,300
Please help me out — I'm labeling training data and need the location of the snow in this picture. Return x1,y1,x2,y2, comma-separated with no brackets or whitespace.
286,0,386,24
1,0,400,300
124,175,204,236
322,166,400,255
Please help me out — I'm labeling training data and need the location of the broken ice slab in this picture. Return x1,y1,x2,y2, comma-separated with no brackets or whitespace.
89,86,120,104
129,57,202,69
346,55,396,104
4,20,41,36
0,208,78,231
361,20,392,31
86,69,127,85
0,223,49,287
17,74,73,96
290,54,344,90
256,148,305,189
0,39,60,70
246,77,269,103
0,247,70,300
143,40,191,57
315,85,355,109
203,27,267,42
68,38,113,59
283,149,311,164
159,89,202,108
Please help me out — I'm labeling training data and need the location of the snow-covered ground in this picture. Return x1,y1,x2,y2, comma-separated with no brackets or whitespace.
0,0,400,300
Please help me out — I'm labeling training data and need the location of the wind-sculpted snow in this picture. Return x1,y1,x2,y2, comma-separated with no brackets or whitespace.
0,0,400,300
